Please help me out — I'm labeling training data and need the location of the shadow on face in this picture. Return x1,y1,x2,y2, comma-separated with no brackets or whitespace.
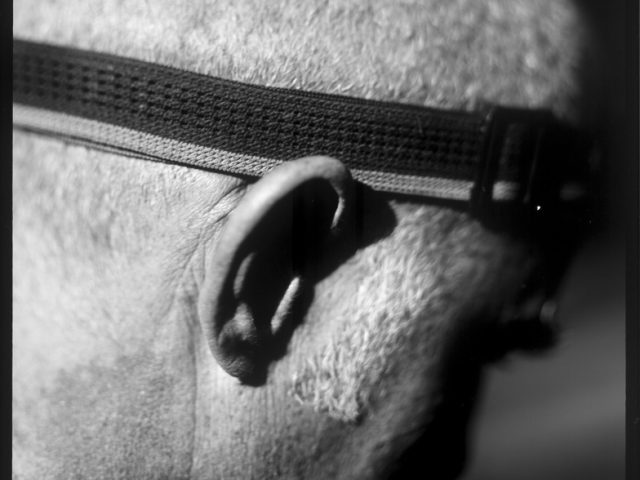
12,0,603,477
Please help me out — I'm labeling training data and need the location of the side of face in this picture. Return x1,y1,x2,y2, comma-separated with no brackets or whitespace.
12,132,535,479
12,133,248,478
12,0,590,478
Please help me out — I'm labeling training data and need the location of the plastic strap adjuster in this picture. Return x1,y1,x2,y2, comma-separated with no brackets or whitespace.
470,106,555,219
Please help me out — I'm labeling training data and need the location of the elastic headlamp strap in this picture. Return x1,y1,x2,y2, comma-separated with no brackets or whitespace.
12,39,592,220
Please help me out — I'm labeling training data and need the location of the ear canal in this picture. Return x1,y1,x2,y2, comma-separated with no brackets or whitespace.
198,156,354,383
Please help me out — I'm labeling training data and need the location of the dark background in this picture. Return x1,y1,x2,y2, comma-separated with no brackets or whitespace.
463,232,625,480
463,2,631,476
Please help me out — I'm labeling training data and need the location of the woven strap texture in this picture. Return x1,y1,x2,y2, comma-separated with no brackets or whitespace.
13,39,580,203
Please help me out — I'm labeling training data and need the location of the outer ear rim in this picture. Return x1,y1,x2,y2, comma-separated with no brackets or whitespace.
198,156,354,381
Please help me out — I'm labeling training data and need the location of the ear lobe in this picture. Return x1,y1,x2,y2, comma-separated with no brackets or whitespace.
198,156,354,384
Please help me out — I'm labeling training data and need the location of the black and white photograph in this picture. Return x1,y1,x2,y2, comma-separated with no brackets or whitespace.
11,1,634,479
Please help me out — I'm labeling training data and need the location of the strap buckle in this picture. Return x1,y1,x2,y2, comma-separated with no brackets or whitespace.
470,106,559,223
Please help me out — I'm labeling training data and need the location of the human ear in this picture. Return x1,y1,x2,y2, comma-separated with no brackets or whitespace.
198,156,355,384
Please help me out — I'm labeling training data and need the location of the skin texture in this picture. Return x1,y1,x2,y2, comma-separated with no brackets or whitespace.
14,134,535,478
12,0,593,478
13,133,245,478
198,156,354,382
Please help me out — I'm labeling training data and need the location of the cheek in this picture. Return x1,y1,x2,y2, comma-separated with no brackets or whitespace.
290,243,444,424
287,204,484,424
277,203,533,475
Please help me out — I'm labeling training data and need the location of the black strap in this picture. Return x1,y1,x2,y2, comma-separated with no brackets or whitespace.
13,39,589,211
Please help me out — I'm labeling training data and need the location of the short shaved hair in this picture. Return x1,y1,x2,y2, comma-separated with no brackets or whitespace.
15,0,589,121
14,0,591,424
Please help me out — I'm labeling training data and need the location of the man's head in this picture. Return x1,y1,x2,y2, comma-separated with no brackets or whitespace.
13,1,598,478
